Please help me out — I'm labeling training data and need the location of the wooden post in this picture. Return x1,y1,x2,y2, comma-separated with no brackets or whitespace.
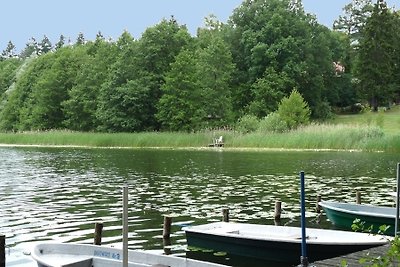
356,191,361,204
316,195,322,213
94,222,103,245
163,216,172,239
163,237,172,255
222,208,229,222
274,201,282,226
274,201,282,220
0,234,5,267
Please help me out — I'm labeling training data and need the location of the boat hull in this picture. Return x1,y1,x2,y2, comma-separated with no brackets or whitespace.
32,242,227,267
183,222,388,264
320,201,396,235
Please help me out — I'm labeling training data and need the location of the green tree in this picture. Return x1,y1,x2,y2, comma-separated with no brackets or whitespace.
1,41,17,60
55,35,66,50
157,24,235,131
157,49,200,131
18,46,88,130
19,37,39,59
355,0,398,111
226,0,336,119
195,34,235,128
277,89,311,129
97,78,152,132
62,38,118,131
95,31,147,132
76,32,85,45
0,56,46,130
97,20,192,132
0,58,22,96
248,67,287,117
39,35,52,54
333,0,374,45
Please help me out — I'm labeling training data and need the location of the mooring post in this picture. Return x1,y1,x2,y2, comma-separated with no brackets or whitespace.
222,208,229,222
163,216,172,239
274,200,282,226
0,234,5,267
316,195,322,213
163,237,172,255
94,222,104,245
356,191,361,204
274,200,282,220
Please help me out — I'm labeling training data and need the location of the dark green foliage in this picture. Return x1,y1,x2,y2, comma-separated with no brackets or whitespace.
55,35,66,50
63,38,118,131
39,35,52,54
96,20,192,132
157,49,201,131
19,37,39,59
248,68,287,118
227,0,340,118
97,78,152,132
0,58,22,95
258,112,288,133
333,0,374,45
0,0,397,133
157,27,234,131
1,41,17,60
235,114,259,133
355,0,399,111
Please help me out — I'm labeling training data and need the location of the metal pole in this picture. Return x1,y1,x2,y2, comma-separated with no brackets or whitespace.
395,163,400,236
123,184,128,267
300,171,308,267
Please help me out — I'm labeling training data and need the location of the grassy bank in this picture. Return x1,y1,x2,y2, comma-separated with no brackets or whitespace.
0,107,399,152
0,123,399,152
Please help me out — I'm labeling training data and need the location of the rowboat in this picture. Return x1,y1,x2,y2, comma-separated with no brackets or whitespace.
319,201,396,235
31,242,228,267
182,221,389,265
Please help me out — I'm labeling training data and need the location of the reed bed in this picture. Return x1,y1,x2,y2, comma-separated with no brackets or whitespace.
0,124,398,152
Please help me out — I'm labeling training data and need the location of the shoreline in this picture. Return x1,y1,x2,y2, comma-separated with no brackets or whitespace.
0,143,370,153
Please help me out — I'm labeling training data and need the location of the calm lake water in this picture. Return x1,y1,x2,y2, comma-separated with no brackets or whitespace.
0,147,399,266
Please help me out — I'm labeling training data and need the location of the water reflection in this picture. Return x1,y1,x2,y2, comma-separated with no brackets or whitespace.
0,147,398,266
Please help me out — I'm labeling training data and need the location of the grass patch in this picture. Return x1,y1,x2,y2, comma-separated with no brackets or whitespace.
0,107,399,152
333,105,400,135
0,124,398,152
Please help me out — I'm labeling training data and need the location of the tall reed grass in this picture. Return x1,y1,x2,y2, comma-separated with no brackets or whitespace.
0,124,398,152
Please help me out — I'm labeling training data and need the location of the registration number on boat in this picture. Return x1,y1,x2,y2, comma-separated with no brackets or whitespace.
94,249,121,260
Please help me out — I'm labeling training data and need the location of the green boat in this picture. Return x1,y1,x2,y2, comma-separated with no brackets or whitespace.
319,201,396,236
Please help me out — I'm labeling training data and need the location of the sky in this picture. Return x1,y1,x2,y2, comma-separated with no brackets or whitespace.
0,0,398,53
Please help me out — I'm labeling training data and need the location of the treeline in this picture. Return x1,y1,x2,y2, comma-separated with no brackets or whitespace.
0,0,399,133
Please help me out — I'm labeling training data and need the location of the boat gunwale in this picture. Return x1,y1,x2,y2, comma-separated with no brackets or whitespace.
183,222,389,246
319,201,395,219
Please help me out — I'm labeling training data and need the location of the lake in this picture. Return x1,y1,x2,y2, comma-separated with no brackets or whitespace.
0,147,398,266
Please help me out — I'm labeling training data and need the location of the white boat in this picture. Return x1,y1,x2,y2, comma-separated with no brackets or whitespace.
183,222,390,264
32,242,228,267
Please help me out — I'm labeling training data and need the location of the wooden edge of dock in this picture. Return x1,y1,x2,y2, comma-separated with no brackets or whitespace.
313,243,393,266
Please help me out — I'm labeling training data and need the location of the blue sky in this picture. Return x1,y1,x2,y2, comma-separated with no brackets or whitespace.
1,0,398,52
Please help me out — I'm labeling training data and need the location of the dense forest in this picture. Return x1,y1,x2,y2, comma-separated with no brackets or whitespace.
0,0,399,133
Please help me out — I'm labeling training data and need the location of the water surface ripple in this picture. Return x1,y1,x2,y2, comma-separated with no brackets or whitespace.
0,147,398,266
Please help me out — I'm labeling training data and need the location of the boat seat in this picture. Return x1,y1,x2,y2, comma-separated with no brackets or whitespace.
61,257,93,267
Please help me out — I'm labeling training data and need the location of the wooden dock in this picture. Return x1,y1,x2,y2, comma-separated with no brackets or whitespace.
313,243,396,266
